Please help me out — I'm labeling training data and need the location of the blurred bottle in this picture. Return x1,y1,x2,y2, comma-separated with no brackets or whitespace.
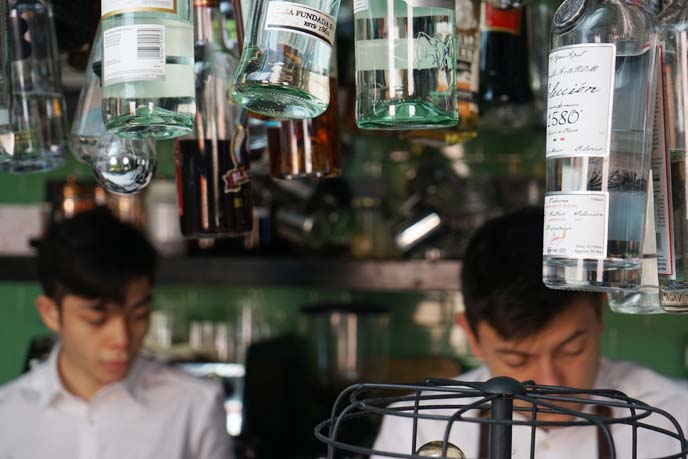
478,2,532,130
266,51,341,179
526,0,557,127
70,22,104,164
0,0,12,162
351,196,394,258
5,0,67,173
407,0,481,145
175,0,253,238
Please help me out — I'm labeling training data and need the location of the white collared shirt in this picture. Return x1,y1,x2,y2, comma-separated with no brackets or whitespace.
0,345,233,459
372,358,688,458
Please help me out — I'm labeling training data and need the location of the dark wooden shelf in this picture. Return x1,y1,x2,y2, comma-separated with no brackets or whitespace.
0,256,461,291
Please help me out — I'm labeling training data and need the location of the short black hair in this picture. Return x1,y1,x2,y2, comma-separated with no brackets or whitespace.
36,207,157,304
461,206,603,341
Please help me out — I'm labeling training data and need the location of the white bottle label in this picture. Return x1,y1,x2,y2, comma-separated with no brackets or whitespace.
102,0,176,18
546,44,616,159
103,25,166,86
651,46,676,278
265,1,336,47
543,193,609,259
353,0,368,13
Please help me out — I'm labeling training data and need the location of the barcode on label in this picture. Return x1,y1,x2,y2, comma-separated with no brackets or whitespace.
137,28,163,59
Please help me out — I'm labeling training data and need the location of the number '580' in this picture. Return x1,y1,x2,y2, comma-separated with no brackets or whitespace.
548,110,580,128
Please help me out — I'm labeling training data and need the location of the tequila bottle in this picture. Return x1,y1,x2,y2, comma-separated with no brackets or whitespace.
658,0,688,309
175,0,253,237
542,0,659,292
354,0,458,130
101,0,195,139
231,0,341,119
5,0,67,173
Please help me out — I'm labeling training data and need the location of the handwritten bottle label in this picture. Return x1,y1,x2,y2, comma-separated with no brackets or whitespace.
265,1,336,47
102,0,176,19
546,44,615,159
543,193,609,259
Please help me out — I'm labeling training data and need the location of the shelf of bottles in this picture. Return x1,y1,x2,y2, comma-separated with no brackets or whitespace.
2,0,688,312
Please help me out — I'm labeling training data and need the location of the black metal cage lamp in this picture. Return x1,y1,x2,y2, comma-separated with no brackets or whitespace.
315,376,688,459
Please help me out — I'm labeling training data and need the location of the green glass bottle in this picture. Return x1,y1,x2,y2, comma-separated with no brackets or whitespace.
101,0,195,139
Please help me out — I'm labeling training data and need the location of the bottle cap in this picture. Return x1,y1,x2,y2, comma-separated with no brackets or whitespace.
553,0,588,34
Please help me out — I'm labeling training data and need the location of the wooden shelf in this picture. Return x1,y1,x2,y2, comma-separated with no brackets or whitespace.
0,256,461,291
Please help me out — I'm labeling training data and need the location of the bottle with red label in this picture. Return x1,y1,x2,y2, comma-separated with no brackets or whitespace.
478,1,533,129
174,0,253,238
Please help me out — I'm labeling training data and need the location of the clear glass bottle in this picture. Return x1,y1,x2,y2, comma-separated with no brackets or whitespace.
406,0,480,144
354,0,458,130
101,0,195,139
4,0,67,173
266,52,341,178
0,0,12,162
658,0,688,310
542,0,658,292
175,0,253,238
526,0,559,126
231,0,341,119
71,22,105,163
417,441,466,458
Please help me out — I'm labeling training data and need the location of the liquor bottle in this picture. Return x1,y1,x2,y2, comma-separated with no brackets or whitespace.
175,0,253,238
542,0,658,292
407,0,481,144
71,22,105,163
101,0,195,140
231,0,341,119
478,2,532,130
267,52,341,178
526,0,559,126
0,0,11,162
658,0,688,310
4,0,67,173
354,0,458,130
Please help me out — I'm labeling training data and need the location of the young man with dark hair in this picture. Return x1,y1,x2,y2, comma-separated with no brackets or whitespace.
373,207,688,458
0,208,232,459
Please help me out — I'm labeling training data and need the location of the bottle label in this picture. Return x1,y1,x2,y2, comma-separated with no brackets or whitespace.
265,1,336,47
103,25,166,86
355,37,453,70
102,0,176,18
353,0,368,13
651,46,675,278
481,3,521,35
456,30,479,115
546,44,616,159
224,123,251,193
543,192,609,259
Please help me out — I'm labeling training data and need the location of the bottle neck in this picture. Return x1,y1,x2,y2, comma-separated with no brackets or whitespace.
193,3,225,45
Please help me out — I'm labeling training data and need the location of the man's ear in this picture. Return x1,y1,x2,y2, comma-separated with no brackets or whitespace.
455,312,483,360
36,295,62,334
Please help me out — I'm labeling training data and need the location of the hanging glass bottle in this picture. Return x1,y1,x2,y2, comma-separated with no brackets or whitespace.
100,0,196,139
4,0,67,173
175,0,253,238
542,0,658,292
354,0,458,130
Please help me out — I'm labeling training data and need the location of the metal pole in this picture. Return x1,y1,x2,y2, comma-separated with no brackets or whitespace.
489,396,514,459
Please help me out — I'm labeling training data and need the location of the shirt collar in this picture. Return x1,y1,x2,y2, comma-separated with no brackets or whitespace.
37,342,147,409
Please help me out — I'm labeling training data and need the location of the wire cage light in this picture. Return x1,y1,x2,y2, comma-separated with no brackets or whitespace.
315,376,688,459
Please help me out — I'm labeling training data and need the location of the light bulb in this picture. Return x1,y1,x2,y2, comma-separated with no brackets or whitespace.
416,441,466,458
92,134,156,195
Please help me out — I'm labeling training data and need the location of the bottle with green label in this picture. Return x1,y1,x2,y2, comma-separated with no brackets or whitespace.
101,0,195,140
354,0,458,130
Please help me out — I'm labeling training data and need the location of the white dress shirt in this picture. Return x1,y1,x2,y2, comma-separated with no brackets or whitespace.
0,345,233,459
373,358,688,459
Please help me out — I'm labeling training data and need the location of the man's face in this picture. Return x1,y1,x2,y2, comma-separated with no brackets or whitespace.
461,299,602,422
43,277,152,394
